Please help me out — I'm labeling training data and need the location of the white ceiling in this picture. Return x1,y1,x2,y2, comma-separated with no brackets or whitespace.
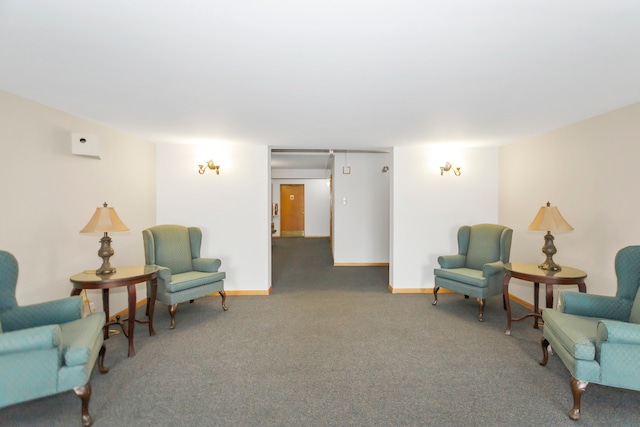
2,1,640,167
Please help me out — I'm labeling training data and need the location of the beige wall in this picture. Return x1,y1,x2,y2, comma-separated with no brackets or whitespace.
3,87,639,311
0,90,156,312
500,102,640,302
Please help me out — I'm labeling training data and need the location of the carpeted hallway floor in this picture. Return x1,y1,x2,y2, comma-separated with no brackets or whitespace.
2,237,639,426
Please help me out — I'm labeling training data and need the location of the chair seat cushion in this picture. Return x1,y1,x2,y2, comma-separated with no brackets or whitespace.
60,312,105,367
168,271,226,293
434,268,487,288
542,309,599,361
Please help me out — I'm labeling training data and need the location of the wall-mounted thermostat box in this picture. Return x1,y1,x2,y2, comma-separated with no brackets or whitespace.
71,133,100,158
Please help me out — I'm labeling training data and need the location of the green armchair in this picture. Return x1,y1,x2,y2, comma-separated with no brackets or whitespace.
0,250,107,426
540,245,640,420
433,224,513,321
142,224,227,329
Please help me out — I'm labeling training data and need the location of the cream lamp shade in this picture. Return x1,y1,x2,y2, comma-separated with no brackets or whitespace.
528,202,573,271
80,203,129,274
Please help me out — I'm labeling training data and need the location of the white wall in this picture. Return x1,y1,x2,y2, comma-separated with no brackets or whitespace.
271,177,330,237
390,144,499,290
500,102,640,303
332,152,391,264
156,142,271,292
0,90,156,311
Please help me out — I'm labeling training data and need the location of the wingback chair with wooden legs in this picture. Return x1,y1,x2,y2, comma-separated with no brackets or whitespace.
433,224,513,321
0,250,108,426
540,245,640,420
142,225,227,329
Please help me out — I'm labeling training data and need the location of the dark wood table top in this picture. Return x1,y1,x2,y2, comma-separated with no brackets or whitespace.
504,262,587,283
70,265,160,287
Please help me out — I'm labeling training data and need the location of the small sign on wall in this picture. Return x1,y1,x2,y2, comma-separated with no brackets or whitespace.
343,166,351,174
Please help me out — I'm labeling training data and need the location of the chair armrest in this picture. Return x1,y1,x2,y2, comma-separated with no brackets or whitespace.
482,261,505,278
0,324,62,355
193,257,222,272
156,266,172,284
0,297,82,332
597,320,640,345
437,255,466,269
561,292,632,321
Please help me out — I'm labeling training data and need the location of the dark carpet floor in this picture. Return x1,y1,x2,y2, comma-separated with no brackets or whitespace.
2,237,639,426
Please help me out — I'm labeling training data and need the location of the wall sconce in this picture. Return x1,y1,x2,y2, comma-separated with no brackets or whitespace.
198,160,220,175
440,162,461,176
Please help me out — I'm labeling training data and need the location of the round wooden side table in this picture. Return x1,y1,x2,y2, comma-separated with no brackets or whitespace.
503,262,587,336
70,265,160,357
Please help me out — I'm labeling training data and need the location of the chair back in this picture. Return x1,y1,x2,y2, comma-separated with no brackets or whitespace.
615,246,640,301
615,246,640,325
463,224,512,270
143,225,196,274
0,251,19,312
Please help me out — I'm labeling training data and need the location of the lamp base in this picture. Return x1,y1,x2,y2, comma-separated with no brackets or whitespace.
538,231,562,272
96,233,116,275
538,260,562,272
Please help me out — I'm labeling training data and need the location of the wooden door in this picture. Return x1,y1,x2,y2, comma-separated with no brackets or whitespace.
280,184,305,237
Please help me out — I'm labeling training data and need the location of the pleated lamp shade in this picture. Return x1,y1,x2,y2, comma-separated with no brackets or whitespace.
80,203,129,233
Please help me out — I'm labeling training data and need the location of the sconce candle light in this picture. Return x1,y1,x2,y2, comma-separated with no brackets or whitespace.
440,162,461,176
198,160,220,175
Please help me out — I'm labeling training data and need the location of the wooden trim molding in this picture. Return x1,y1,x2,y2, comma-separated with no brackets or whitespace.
386,285,535,311
224,288,271,296
334,262,389,267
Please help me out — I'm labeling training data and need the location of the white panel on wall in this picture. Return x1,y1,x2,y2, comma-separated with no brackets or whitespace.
156,142,270,292
390,145,499,290
332,152,390,264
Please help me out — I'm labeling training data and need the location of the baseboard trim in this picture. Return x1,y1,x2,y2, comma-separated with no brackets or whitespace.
225,288,271,296
107,286,533,322
272,236,330,239
334,262,389,267
388,285,454,294
387,285,535,310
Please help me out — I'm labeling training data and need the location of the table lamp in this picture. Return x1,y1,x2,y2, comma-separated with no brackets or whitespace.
80,202,129,275
528,201,573,271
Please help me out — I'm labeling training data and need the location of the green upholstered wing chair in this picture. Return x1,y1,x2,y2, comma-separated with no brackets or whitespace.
0,250,107,427
433,224,513,321
142,224,227,329
540,245,640,420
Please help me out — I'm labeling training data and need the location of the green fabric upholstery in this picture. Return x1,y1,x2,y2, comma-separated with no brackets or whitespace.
628,287,640,324
142,225,227,329
0,250,107,426
540,246,640,420
433,224,512,320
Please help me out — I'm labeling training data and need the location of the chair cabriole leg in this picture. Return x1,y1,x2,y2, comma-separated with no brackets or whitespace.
220,290,228,311
98,344,109,374
540,338,549,366
476,298,485,322
568,376,588,421
168,303,177,329
73,382,93,427
432,287,439,306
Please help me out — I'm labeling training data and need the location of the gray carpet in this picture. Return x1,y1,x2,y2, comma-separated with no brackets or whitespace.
2,237,639,426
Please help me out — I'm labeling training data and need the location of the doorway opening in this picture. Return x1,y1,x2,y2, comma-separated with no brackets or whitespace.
280,184,305,237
